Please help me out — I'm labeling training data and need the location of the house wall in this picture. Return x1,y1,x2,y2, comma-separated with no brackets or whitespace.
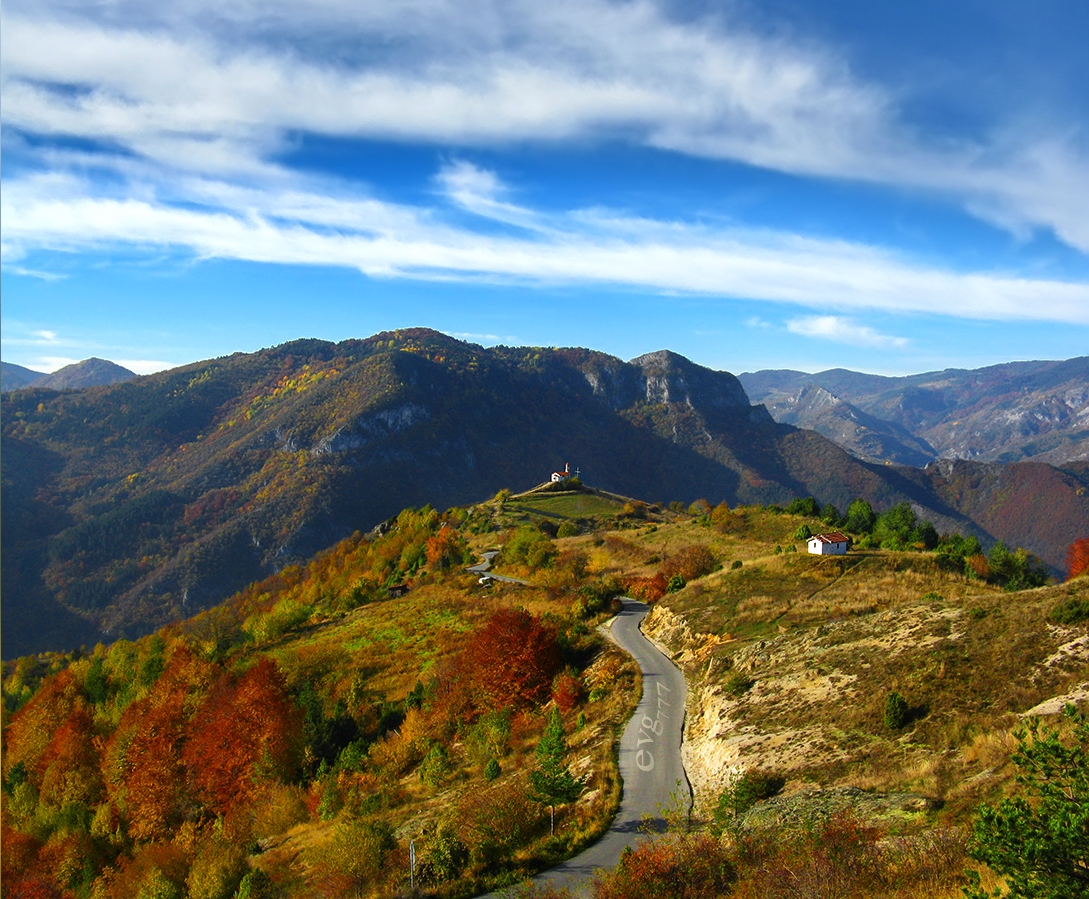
808,540,847,555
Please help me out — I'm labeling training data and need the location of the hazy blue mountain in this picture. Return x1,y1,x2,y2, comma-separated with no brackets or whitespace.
741,357,1089,465
1,361,46,392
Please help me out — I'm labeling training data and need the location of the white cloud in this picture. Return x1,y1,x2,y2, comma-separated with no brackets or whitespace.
786,315,909,349
434,161,545,231
36,355,81,372
1,1,1086,248
444,331,509,344
2,327,78,347
4,266,66,281
114,359,176,375
3,170,1087,325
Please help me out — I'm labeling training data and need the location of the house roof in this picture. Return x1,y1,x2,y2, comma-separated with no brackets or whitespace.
811,532,850,544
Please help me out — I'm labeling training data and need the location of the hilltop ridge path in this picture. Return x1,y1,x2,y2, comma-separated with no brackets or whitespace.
479,597,691,897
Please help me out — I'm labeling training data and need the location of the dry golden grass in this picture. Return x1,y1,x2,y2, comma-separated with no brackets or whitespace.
645,534,1089,828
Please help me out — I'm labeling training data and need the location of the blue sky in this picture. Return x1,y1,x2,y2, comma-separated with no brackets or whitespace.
2,0,1087,378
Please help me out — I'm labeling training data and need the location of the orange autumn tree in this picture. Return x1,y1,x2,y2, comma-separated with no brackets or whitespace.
1068,538,1089,580
3,669,86,786
425,525,467,572
37,705,103,809
110,689,191,841
183,658,303,813
104,643,215,841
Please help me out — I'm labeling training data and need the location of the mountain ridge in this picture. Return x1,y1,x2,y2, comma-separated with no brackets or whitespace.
1,357,136,392
740,356,1089,466
3,329,1086,657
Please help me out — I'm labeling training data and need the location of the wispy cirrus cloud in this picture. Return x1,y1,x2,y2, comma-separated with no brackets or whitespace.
3,326,78,347
3,166,1087,325
787,315,909,349
1,0,1087,250
435,161,546,232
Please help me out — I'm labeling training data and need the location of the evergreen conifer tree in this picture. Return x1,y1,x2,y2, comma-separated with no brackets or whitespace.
530,708,584,835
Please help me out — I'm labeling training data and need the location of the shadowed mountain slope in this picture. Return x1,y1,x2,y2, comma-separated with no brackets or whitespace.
4,330,1086,656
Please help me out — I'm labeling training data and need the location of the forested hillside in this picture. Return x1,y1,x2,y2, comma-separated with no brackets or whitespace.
4,329,1087,656
3,490,1086,899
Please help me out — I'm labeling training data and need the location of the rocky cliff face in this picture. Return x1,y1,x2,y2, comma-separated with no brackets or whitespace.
642,575,1089,820
632,350,751,410
760,383,936,467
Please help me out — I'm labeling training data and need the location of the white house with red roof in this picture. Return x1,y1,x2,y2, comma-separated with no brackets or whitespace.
807,532,850,555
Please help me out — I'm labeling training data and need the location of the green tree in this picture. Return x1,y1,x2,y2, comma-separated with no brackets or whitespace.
712,770,784,834
988,542,1051,591
844,498,876,534
966,705,1089,899
873,502,916,549
787,496,821,517
419,743,451,788
884,691,909,730
913,520,939,550
530,708,584,835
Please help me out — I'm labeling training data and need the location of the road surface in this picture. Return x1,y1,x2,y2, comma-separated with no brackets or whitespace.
481,598,690,897
468,550,534,586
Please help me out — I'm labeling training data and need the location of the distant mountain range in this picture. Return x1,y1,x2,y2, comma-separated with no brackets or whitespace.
1,358,136,392
740,357,1089,467
3,330,1087,657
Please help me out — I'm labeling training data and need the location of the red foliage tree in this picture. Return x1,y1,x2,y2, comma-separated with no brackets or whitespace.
660,544,716,582
110,689,190,841
3,878,68,899
552,672,583,714
1,826,43,887
100,643,218,841
183,658,303,813
591,832,735,899
626,573,667,602
1067,537,1089,580
37,705,104,808
3,670,84,785
460,609,560,712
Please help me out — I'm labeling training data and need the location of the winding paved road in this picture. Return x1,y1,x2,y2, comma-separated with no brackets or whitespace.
481,598,690,897
467,551,533,586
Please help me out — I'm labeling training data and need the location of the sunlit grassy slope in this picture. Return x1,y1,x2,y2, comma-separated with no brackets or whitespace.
3,489,1086,899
